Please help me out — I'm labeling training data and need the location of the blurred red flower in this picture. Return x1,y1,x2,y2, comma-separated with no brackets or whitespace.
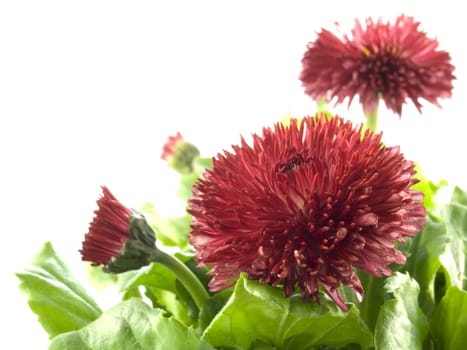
300,15,455,116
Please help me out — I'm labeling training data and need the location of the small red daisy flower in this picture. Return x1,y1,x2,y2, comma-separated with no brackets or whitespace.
80,186,156,273
299,15,455,116
189,115,426,310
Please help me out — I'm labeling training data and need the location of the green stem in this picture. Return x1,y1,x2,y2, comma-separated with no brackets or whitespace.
365,104,379,134
152,249,209,309
357,271,386,332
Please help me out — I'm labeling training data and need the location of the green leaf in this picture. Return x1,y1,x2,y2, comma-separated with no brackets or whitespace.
177,156,212,201
84,262,118,290
412,163,447,215
118,262,196,326
430,286,467,350
140,156,212,251
49,298,214,350
198,289,232,333
203,275,373,350
356,271,387,332
193,156,213,173
139,202,191,250
440,187,467,290
374,273,428,350
401,186,467,315
16,242,102,338
403,219,449,315
118,262,178,294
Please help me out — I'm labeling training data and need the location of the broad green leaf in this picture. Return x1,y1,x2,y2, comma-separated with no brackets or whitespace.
118,262,179,294
178,172,200,201
16,242,102,338
139,201,191,249
374,273,428,350
84,262,118,290
403,219,449,315
430,286,467,350
118,262,196,326
203,275,373,350
177,156,212,201
152,152,213,317
49,298,214,350
439,186,467,290
197,289,232,333
412,163,447,214
193,156,213,173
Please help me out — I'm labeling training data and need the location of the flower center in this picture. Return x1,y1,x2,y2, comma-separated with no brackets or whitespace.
360,48,407,94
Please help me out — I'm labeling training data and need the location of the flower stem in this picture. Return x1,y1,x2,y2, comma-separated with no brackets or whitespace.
365,104,379,133
152,249,209,309
356,271,386,331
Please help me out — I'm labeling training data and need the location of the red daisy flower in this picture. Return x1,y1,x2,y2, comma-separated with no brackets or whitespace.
299,15,455,116
189,115,426,310
80,186,156,273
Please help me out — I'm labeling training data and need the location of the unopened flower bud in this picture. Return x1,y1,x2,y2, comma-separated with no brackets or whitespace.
80,187,157,273
161,132,200,174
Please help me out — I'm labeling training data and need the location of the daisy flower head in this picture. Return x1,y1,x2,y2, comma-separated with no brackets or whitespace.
189,115,426,310
300,15,455,116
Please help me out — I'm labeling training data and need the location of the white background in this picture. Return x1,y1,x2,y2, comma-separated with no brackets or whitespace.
1,1,466,348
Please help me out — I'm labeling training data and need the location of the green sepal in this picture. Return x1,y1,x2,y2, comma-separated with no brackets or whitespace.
104,212,158,274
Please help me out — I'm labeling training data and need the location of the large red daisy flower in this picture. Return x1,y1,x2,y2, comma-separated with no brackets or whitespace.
189,115,426,310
